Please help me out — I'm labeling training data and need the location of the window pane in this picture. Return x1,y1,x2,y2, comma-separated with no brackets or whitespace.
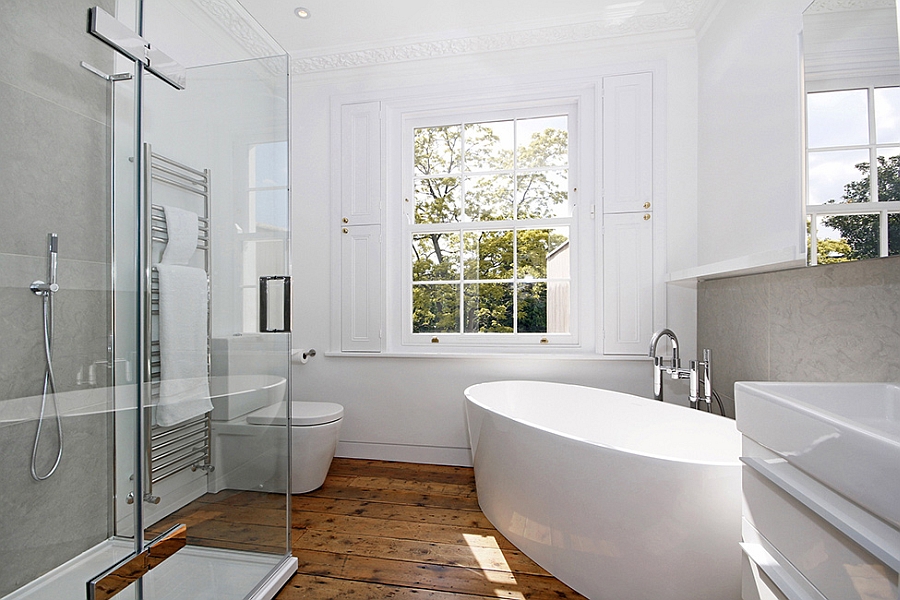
808,149,870,204
415,177,460,223
808,90,869,148
820,213,880,261
250,189,288,230
517,170,569,218
463,230,513,280
517,283,548,333
250,141,288,187
464,121,513,172
545,280,570,334
464,174,514,221
517,228,569,279
413,284,460,333
877,150,900,203
890,213,900,256
517,116,568,167
875,87,900,144
412,232,460,281
464,283,514,333
414,125,462,176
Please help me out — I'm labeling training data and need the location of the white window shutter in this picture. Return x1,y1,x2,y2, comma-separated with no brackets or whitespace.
341,101,382,225
602,73,652,214
603,213,653,355
341,224,382,352
339,101,383,352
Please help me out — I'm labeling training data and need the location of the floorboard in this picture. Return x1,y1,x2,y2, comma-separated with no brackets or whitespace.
153,458,586,599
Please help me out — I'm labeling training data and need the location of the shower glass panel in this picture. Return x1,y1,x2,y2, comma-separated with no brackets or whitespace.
0,1,294,599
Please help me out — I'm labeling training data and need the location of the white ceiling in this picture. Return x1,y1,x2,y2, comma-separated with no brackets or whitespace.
235,0,712,58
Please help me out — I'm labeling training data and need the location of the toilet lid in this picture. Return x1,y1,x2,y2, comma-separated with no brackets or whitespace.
246,401,343,426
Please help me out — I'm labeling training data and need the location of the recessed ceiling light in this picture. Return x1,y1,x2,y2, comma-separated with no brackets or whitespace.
294,7,310,19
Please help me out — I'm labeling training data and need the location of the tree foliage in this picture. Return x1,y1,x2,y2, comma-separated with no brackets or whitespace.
821,155,900,261
411,121,569,334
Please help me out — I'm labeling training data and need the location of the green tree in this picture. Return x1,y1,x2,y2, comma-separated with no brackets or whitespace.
411,122,569,334
816,238,852,264
822,155,900,260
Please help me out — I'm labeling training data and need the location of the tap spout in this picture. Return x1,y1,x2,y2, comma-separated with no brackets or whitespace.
648,328,679,368
649,328,680,402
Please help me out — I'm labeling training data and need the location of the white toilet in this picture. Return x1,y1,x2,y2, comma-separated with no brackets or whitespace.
209,382,343,494
245,401,343,494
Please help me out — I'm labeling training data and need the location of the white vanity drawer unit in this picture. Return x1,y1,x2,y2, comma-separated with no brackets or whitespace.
735,382,900,600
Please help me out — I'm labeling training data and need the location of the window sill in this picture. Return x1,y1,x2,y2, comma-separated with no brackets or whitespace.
665,246,806,284
323,351,650,361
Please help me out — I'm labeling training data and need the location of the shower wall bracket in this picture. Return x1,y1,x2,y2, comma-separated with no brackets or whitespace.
87,6,186,90
80,61,133,83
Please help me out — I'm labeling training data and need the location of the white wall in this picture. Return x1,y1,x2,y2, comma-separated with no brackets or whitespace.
291,35,700,465
696,0,806,271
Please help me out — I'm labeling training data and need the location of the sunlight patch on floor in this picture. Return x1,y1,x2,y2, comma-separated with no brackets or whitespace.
463,532,516,584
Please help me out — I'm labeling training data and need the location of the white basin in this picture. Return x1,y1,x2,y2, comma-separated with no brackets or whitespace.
735,381,900,528
208,375,286,421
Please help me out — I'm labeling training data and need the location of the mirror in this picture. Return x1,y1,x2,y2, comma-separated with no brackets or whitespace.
802,0,900,265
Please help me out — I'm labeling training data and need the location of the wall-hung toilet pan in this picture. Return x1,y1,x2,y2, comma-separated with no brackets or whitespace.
245,401,344,494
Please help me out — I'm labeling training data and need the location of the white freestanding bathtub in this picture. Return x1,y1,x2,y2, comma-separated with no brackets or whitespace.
464,380,742,600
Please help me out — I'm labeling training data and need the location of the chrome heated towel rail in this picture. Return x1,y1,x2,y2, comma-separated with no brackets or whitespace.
141,143,213,504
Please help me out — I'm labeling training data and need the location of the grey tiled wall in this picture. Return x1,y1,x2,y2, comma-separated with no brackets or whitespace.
698,255,900,417
0,0,116,595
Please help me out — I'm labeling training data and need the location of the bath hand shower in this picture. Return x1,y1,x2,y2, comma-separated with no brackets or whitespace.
30,233,63,481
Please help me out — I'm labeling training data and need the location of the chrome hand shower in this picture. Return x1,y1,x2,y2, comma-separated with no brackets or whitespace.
30,233,63,481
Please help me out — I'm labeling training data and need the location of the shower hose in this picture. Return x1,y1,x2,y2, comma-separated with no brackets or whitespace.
31,289,63,481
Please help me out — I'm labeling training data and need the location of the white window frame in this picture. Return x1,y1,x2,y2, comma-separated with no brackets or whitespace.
806,85,900,265
398,102,582,349
384,85,598,354
238,139,290,333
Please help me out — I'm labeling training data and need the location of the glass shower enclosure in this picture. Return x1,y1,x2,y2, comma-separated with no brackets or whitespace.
0,1,294,598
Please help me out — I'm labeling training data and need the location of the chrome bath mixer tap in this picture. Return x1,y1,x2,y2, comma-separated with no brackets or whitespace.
649,328,712,410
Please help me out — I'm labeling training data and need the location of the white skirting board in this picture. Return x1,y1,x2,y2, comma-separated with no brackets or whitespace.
336,441,473,467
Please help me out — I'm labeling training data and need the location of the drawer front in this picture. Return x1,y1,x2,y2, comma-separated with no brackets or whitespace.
743,466,900,600
743,549,791,600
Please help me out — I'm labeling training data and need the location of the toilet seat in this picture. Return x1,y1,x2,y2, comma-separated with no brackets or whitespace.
246,401,343,427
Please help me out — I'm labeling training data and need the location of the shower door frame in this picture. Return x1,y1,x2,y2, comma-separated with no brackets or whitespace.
86,6,192,597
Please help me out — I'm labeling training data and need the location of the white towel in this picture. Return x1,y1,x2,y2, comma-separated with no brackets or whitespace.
155,264,212,427
161,205,199,265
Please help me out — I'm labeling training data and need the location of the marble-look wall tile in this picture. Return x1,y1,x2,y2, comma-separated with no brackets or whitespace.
0,0,117,126
0,414,109,597
0,3,116,594
1,285,110,402
0,80,110,263
767,257,900,382
698,273,770,416
699,255,900,420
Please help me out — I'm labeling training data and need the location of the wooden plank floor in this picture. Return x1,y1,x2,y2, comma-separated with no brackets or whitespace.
151,458,585,599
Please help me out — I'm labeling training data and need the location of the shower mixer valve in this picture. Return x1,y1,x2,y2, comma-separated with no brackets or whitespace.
30,280,59,295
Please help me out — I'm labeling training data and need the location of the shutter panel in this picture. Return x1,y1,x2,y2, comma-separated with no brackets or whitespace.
341,101,382,225
341,225,382,352
603,73,653,214
603,212,653,355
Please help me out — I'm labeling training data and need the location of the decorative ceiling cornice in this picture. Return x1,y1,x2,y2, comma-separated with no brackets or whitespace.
804,0,895,14
290,0,704,75
192,0,285,60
